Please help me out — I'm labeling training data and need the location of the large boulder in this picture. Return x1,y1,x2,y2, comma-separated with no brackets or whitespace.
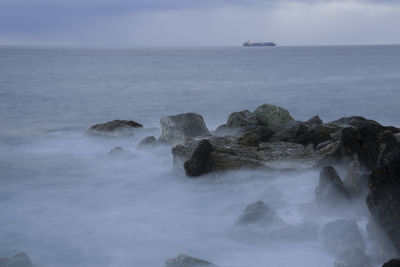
184,139,214,177
163,254,218,267
367,147,400,253
315,166,350,203
159,113,210,144
253,103,294,128
226,110,257,128
87,120,143,136
234,201,282,226
0,252,33,267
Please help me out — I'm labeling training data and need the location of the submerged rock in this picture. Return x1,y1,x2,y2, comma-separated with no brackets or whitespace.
87,120,143,136
137,136,157,148
226,110,257,128
315,166,350,203
108,146,131,156
184,139,214,177
383,259,400,267
163,254,217,267
234,201,282,226
0,252,33,267
159,113,210,144
253,103,294,128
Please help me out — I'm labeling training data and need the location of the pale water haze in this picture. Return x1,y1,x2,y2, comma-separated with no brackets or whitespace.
0,45,400,267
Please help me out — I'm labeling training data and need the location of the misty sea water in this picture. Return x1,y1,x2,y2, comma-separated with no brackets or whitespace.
0,45,400,267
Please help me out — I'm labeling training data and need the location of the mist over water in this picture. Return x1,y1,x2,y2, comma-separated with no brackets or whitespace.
1,45,400,266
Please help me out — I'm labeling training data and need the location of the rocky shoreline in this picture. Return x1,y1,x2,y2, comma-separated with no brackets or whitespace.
6,103,400,267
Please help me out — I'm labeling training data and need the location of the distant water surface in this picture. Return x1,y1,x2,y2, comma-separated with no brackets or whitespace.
0,45,399,267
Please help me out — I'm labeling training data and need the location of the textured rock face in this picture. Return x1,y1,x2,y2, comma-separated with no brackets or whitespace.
0,252,33,267
226,110,257,128
383,259,400,267
253,103,294,128
184,139,214,177
367,147,400,253
159,113,210,144
87,120,143,136
315,166,350,203
163,254,217,267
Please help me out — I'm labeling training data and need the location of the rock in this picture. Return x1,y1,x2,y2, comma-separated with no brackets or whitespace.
307,115,323,125
159,113,210,144
87,120,143,136
383,259,400,267
253,103,294,128
137,136,157,148
316,166,350,203
334,247,371,267
237,132,260,146
237,125,273,142
108,146,131,155
172,136,318,174
395,133,400,143
163,254,217,267
234,201,282,226
367,147,400,253
184,139,214,177
343,171,362,195
321,219,365,256
226,110,257,128
0,252,33,267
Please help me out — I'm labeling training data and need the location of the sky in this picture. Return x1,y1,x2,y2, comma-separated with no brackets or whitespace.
0,0,400,46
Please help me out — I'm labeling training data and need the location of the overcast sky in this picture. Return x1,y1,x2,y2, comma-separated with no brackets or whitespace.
1,0,399,46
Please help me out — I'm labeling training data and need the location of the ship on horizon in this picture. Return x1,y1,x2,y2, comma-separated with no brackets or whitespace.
243,41,276,47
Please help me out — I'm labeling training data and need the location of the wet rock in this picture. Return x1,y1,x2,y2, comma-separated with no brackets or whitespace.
307,115,323,125
383,259,400,267
137,136,157,148
343,171,362,195
184,139,214,177
108,146,131,155
237,132,260,146
226,110,257,128
321,219,365,256
0,252,33,267
253,103,294,128
163,254,217,267
159,113,210,144
87,120,143,136
237,125,273,142
234,201,282,226
172,136,318,174
367,147,400,253
316,166,350,203
366,218,398,262
334,247,371,267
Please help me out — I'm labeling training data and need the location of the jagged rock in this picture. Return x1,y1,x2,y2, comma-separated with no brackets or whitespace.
172,136,318,174
253,103,294,128
137,136,157,148
307,115,323,125
159,113,210,144
163,254,217,267
316,166,350,203
321,219,366,256
238,132,260,146
383,259,400,267
367,147,400,253
334,247,371,267
87,120,143,136
234,201,282,226
0,252,33,267
184,139,214,177
226,110,257,128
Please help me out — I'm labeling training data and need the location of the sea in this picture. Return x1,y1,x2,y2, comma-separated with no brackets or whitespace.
0,45,399,267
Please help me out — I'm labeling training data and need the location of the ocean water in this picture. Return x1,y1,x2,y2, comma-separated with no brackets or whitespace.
0,45,400,267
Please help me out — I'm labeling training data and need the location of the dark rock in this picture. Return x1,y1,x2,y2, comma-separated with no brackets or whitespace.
226,110,257,128
137,136,157,148
163,254,217,267
316,166,350,202
159,113,210,144
234,201,282,226
321,219,365,256
367,147,400,253
87,120,143,136
0,252,33,267
184,139,214,177
307,115,323,125
253,103,294,128
238,132,260,146
237,125,273,142
383,259,400,267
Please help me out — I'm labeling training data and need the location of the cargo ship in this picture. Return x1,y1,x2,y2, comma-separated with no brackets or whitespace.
243,41,276,47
